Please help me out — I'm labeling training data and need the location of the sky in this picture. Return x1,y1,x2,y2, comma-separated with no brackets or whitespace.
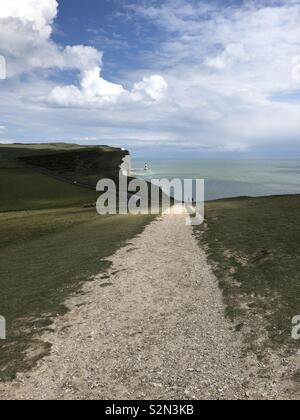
0,0,300,158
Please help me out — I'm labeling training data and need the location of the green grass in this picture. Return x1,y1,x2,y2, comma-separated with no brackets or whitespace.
0,207,154,380
0,143,95,168
0,143,128,212
0,168,98,212
0,143,154,380
0,144,127,189
194,195,300,361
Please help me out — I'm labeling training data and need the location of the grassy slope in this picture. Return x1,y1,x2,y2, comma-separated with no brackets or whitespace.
194,195,300,365
0,207,154,380
0,143,127,212
0,143,92,168
0,168,98,212
0,144,155,380
20,147,126,187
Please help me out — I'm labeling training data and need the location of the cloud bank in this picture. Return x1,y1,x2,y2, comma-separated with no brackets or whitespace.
0,0,300,156
0,0,167,107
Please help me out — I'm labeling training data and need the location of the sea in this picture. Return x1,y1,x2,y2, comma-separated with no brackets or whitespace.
132,159,300,201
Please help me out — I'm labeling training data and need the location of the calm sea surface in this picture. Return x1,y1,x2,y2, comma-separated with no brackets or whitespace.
132,159,300,201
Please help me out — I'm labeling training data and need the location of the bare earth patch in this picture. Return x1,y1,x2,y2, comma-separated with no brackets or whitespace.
0,209,295,399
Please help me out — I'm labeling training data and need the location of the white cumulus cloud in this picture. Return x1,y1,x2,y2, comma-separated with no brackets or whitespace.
1,0,300,156
0,0,167,106
133,75,168,101
48,68,125,107
0,0,57,38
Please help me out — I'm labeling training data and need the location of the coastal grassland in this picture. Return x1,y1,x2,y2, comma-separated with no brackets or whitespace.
0,207,155,380
0,168,99,212
0,143,119,164
0,143,92,169
0,144,127,190
0,143,127,213
0,143,151,380
194,195,300,361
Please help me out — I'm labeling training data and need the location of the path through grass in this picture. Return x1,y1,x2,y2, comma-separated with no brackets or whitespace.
0,208,154,380
194,195,300,363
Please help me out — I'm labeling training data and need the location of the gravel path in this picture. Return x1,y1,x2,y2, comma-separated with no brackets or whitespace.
1,209,251,400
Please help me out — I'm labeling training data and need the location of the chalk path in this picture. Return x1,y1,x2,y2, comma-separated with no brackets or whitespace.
1,209,251,400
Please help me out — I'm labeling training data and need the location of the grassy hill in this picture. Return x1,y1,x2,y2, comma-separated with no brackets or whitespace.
0,169,99,212
0,143,127,212
0,143,155,380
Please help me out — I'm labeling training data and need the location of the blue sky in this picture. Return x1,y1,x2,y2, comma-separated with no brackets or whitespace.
0,0,300,158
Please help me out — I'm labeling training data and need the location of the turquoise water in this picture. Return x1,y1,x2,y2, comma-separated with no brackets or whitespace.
132,159,300,201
